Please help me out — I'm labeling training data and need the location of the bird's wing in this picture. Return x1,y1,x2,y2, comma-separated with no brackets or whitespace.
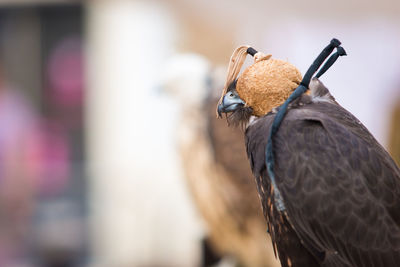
246,101,400,267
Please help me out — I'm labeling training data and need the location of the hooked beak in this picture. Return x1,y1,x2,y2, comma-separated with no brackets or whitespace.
217,91,245,117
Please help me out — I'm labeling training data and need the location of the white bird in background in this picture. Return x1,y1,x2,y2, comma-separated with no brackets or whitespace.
161,54,280,267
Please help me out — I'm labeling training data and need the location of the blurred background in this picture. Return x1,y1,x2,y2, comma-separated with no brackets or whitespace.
0,0,399,266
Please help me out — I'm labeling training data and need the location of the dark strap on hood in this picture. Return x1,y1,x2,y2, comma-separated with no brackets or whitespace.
265,38,346,211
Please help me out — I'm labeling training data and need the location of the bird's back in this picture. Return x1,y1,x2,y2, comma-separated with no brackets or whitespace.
246,97,400,267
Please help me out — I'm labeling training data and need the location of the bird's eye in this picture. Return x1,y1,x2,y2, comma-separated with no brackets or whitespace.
229,92,234,98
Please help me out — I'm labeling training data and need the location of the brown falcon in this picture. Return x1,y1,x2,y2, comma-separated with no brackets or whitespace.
217,40,400,267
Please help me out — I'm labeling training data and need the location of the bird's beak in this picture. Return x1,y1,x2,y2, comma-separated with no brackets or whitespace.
217,92,245,117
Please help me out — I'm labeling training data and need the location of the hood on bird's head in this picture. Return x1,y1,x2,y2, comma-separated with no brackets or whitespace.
217,46,302,117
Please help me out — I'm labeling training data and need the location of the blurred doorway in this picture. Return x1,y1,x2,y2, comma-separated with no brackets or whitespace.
0,3,87,267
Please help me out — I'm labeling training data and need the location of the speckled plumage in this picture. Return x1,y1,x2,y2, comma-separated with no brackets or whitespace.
245,88,400,267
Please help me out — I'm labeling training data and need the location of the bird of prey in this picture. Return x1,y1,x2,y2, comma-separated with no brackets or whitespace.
162,54,280,267
217,42,400,267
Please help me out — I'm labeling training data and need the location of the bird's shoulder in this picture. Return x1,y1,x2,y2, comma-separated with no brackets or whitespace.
246,99,399,178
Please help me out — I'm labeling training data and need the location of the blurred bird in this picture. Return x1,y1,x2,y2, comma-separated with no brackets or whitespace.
161,54,280,267
388,99,400,166
217,43,400,267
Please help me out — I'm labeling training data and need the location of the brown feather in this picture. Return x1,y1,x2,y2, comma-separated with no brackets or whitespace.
246,97,400,267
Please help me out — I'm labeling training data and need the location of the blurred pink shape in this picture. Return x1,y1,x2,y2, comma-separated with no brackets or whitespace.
47,36,84,107
25,121,70,196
